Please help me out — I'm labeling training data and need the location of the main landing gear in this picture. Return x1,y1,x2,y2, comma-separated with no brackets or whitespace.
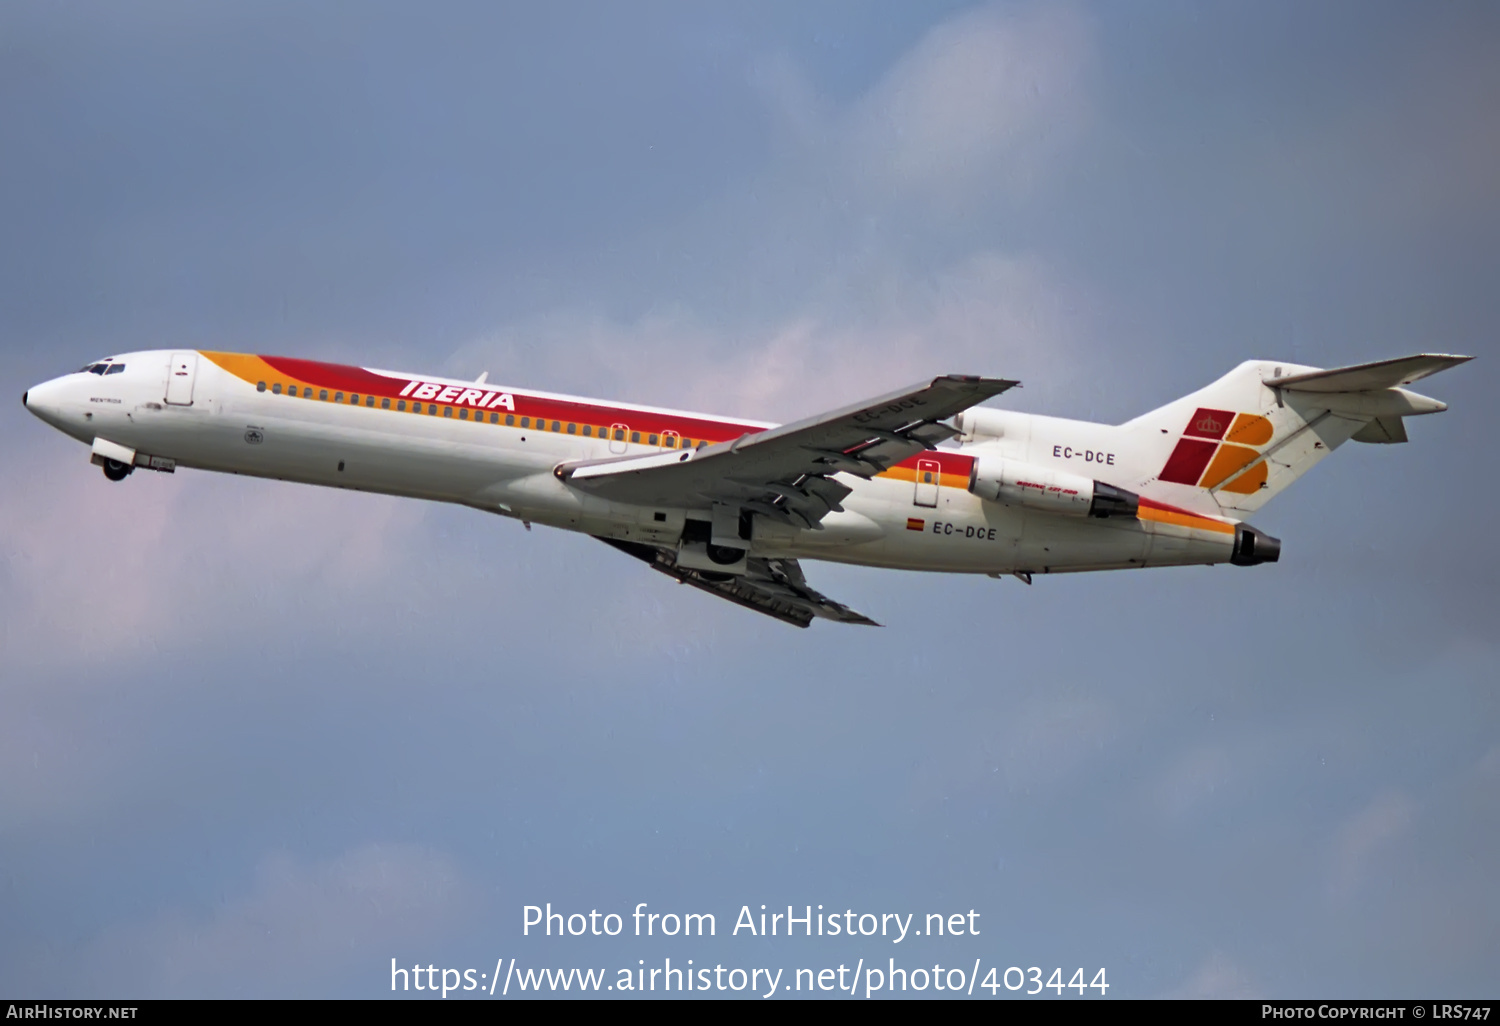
101,458,133,482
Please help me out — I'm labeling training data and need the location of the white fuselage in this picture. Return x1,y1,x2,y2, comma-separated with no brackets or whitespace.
23,350,1241,577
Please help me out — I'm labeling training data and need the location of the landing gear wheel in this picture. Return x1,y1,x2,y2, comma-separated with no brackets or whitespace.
102,458,133,481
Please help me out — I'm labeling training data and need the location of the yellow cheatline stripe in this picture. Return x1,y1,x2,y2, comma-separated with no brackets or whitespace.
196,355,711,444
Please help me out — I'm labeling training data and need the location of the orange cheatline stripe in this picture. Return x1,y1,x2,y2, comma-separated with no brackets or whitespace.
1137,500,1236,534
203,351,1000,473
200,352,303,388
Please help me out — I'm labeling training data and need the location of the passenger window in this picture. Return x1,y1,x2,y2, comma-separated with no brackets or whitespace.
551,421,560,432
397,400,406,411
648,434,659,446
631,432,640,444
272,383,283,395
366,395,375,407
320,390,329,401
381,397,390,409
334,392,343,402
443,406,452,418
521,417,530,428
459,408,468,420
490,412,499,424
428,404,437,415
350,393,359,404
257,381,266,392
582,425,592,437
505,414,514,426
288,386,298,397
567,423,576,434
614,428,626,441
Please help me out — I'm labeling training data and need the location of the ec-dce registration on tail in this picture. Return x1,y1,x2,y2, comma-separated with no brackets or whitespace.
24,350,1469,627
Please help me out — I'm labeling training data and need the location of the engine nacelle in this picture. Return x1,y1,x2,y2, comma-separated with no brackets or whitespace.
967,457,1139,519
1231,524,1281,566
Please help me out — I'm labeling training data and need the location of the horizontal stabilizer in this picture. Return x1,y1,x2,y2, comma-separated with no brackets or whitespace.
1268,353,1472,393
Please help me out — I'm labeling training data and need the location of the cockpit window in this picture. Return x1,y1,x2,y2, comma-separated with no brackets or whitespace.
105,364,125,375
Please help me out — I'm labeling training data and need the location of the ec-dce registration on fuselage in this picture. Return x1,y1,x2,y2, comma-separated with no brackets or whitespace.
23,349,1469,627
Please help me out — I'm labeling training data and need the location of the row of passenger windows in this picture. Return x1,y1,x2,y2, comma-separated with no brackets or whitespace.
253,380,704,448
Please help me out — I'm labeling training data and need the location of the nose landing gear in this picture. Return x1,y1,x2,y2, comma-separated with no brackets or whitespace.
101,458,133,482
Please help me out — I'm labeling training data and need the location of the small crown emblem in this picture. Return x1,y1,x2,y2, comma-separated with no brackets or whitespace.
1195,415,1222,434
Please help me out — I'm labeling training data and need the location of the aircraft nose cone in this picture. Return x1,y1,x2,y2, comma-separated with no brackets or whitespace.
22,378,68,427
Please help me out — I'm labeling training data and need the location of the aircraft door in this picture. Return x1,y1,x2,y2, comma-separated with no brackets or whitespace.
914,458,940,507
609,422,628,455
165,352,198,406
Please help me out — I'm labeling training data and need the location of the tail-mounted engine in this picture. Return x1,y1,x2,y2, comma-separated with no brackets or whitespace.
1231,524,1281,566
967,457,1139,519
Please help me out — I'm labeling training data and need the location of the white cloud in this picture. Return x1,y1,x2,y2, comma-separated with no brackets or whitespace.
447,5,1102,423
0,447,425,677
452,250,1088,423
844,2,1094,210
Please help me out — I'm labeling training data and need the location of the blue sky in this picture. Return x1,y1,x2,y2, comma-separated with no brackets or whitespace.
2,1,1495,998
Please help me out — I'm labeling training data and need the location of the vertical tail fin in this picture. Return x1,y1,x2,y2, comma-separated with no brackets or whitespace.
1127,354,1470,516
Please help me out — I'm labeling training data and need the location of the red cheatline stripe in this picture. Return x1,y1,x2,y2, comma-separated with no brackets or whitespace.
257,356,753,439
259,356,398,395
250,354,982,474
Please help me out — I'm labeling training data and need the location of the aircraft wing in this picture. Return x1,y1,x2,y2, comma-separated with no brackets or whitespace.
560,375,1018,528
598,539,878,628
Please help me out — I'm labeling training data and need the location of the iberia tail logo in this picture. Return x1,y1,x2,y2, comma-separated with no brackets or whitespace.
1158,408,1274,494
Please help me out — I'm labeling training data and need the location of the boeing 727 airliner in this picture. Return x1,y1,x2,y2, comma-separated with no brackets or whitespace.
23,350,1469,627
